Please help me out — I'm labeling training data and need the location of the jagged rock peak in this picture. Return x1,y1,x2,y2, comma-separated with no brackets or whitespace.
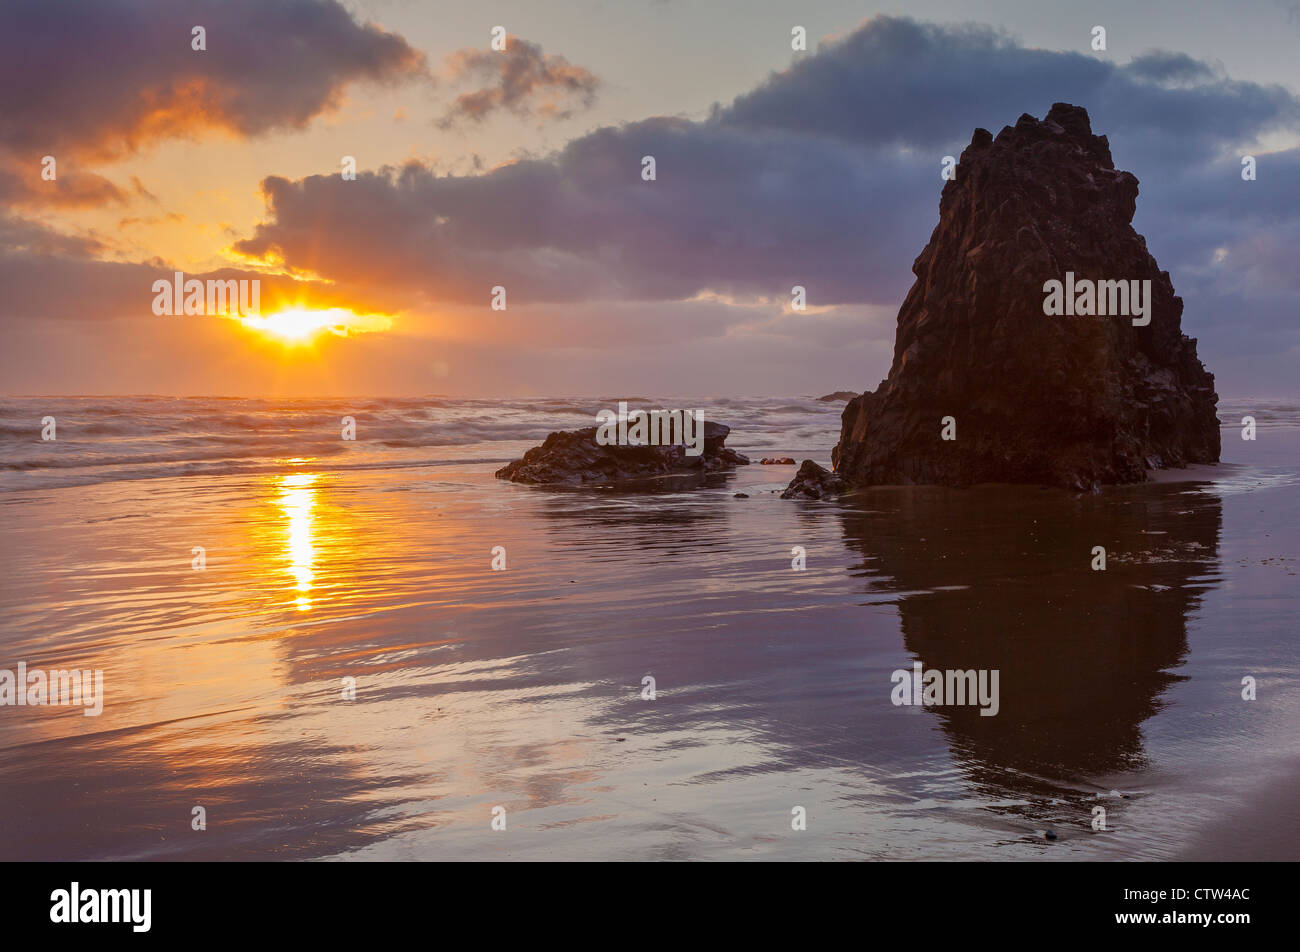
816,103,1219,492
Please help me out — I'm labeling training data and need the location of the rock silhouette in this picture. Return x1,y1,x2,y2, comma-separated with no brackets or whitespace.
496,421,748,485
780,460,845,499
820,103,1220,492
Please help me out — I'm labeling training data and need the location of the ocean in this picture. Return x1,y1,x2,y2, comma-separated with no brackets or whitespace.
0,396,1297,860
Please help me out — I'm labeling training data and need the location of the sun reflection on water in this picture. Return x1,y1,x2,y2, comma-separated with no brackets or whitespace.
278,472,318,610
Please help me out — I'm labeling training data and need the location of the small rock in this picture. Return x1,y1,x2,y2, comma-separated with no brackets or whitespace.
495,421,749,485
781,460,846,499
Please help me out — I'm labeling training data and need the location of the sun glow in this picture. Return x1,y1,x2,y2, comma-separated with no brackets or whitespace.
241,307,392,343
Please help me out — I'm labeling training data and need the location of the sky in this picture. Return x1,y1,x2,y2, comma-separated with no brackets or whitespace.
2,0,1298,398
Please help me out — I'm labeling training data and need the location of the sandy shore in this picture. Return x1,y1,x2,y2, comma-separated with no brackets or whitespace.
1178,756,1300,860
1,413,1296,860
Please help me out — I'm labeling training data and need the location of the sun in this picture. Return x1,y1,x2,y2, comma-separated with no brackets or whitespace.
240,307,392,344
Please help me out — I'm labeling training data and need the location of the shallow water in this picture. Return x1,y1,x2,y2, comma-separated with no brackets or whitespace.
0,397,1296,860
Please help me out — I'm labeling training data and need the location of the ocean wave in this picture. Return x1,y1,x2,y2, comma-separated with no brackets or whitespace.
10,394,1283,491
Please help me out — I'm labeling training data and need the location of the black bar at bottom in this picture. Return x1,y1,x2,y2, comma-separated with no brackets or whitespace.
5,861,1271,939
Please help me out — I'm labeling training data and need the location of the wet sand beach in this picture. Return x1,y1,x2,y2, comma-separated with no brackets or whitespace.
0,397,1296,860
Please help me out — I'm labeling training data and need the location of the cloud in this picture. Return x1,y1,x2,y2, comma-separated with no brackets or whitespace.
0,216,109,259
233,122,936,310
235,16,1300,320
6,14,1300,396
721,17,1299,155
437,36,600,127
0,0,430,340
117,212,187,228
1126,50,1218,85
0,0,428,164
0,212,388,326
0,157,131,210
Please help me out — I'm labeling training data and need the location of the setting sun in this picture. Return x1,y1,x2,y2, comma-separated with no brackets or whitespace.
241,308,393,344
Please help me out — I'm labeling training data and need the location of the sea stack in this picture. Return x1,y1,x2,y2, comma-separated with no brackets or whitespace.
824,103,1220,491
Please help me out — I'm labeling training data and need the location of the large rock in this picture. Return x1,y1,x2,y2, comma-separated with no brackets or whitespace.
496,421,749,485
828,103,1220,491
